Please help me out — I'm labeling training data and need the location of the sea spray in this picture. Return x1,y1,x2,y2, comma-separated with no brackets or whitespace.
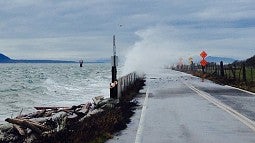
122,25,192,75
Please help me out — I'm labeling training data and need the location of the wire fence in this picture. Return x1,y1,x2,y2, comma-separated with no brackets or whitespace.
174,62,255,83
117,72,144,99
208,63,254,82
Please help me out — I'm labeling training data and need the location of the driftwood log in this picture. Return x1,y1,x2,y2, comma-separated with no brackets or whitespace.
5,118,49,134
13,124,25,136
0,77,145,143
0,97,121,142
34,107,69,110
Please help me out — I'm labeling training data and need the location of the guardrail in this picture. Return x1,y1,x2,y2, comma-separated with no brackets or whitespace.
117,72,143,99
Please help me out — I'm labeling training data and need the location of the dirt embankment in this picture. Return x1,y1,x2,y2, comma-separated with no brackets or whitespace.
190,71,255,93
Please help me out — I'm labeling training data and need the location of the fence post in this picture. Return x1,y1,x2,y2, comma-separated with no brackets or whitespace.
117,77,121,98
233,64,236,79
214,63,217,75
190,61,194,71
242,63,246,82
220,61,224,77
202,66,205,74
251,67,253,82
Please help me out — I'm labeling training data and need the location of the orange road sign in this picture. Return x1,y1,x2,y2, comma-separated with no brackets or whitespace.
200,59,208,67
200,51,207,58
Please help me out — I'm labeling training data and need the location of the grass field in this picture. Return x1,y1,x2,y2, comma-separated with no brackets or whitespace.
183,65,255,93
205,66,255,82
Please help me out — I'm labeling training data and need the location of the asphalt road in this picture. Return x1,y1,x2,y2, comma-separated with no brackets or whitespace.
107,69,255,143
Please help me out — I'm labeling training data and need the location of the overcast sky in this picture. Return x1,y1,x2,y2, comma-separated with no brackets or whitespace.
0,0,254,63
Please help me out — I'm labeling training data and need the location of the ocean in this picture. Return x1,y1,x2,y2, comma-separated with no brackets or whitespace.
0,63,117,122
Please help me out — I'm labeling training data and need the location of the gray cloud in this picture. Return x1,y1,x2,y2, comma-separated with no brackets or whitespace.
0,0,254,63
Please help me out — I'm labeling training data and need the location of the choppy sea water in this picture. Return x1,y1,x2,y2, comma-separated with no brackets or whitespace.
0,63,115,122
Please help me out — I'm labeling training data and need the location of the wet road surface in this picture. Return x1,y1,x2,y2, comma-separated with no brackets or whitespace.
107,69,255,143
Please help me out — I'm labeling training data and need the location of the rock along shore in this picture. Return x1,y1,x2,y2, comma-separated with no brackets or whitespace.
0,78,145,143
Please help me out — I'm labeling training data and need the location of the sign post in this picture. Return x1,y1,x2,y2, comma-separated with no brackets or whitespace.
110,35,118,99
200,51,208,74
189,57,194,71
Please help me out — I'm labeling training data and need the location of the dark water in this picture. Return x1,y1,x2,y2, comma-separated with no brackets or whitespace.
0,63,113,121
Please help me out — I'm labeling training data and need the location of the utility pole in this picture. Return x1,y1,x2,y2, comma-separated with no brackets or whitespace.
110,35,118,99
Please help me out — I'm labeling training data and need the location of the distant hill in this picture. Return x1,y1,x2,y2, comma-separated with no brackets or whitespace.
10,60,76,63
232,55,255,66
193,56,236,64
205,56,236,64
0,53,76,63
246,55,255,66
85,58,111,63
0,53,11,62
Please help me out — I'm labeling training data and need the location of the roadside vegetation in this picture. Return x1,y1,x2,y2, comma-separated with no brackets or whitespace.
173,55,255,93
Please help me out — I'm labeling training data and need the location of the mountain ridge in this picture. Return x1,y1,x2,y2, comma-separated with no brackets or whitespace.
0,53,76,63
192,56,236,64
0,53,11,61
0,53,111,63
205,56,236,64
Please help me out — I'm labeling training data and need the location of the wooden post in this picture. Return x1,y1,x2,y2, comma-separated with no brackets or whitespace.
117,77,121,99
79,60,83,67
214,63,217,75
251,67,253,82
242,63,246,82
233,64,236,79
225,66,228,79
202,66,205,74
190,61,194,71
239,68,241,81
110,65,117,99
220,61,224,77
110,35,118,99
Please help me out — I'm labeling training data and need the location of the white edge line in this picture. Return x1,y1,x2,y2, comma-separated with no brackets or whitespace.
135,88,149,143
225,85,255,96
183,82,255,132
